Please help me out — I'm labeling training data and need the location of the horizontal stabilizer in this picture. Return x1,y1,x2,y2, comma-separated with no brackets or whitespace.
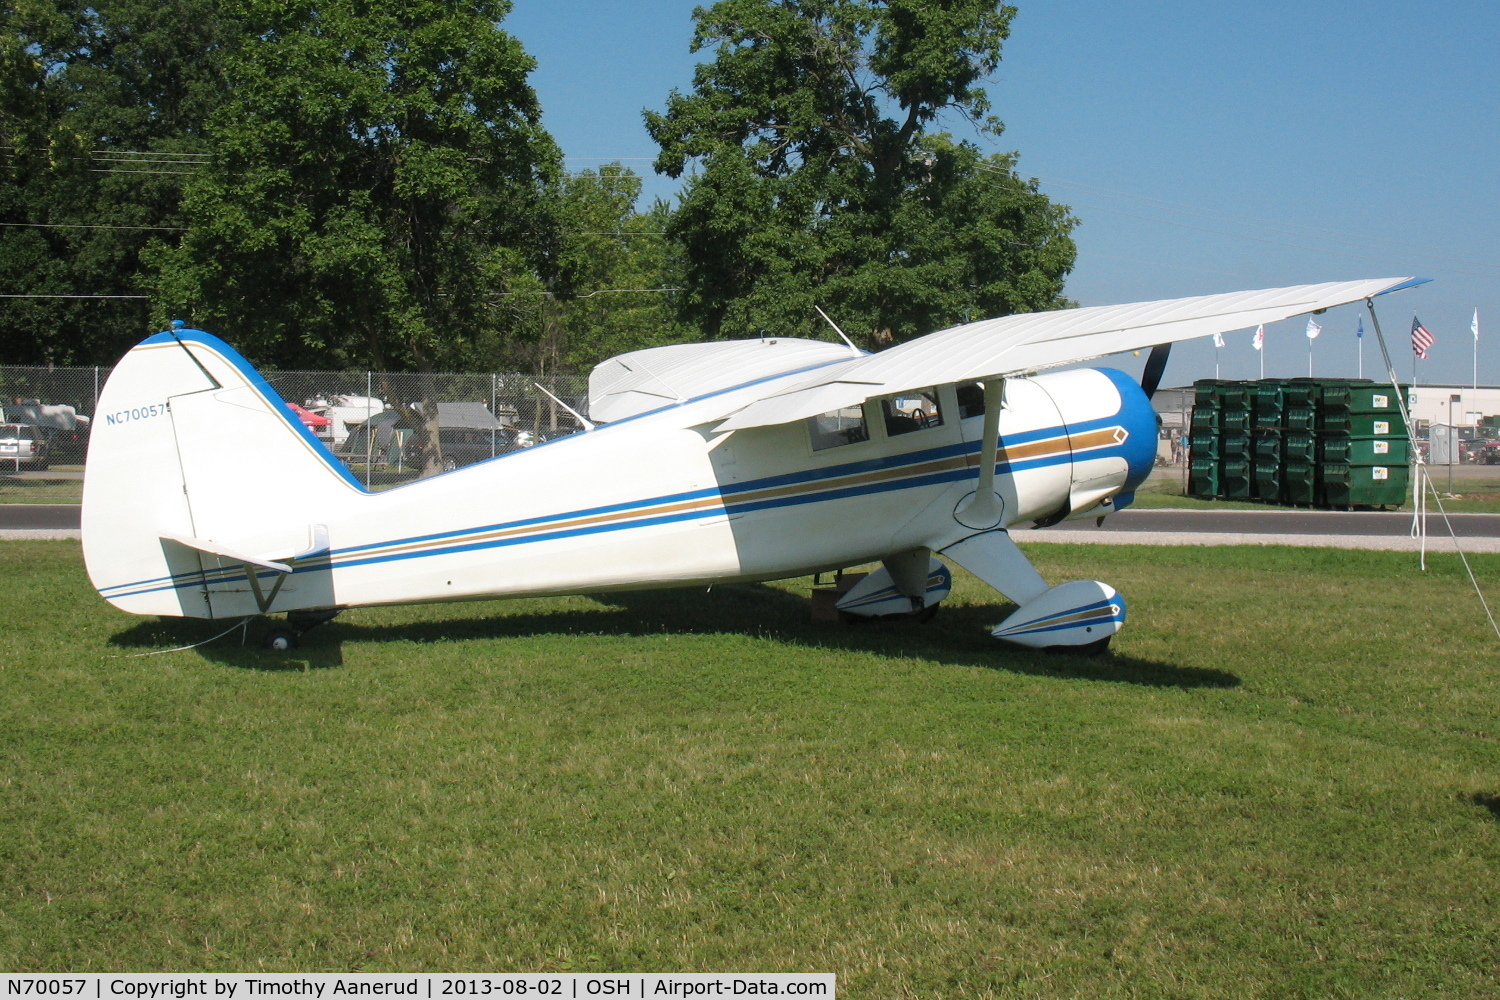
161,533,293,574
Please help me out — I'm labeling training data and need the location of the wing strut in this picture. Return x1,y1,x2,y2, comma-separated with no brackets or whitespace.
533,382,594,431
956,377,1006,528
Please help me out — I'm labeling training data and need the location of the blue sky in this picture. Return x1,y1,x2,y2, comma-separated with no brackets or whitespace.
505,1,1499,387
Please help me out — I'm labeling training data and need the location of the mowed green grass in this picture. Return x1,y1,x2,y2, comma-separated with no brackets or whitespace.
3,542,1500,996
0,474,83,504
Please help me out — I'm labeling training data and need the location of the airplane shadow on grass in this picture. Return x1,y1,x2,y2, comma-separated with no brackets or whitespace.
109,582,1238,689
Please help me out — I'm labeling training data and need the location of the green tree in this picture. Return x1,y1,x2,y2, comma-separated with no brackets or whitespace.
0,0,233,364
150,0,561,375
145,0,562,475
645,0,1076,346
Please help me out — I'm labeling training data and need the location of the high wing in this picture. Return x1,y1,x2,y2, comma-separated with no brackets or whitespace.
716,277,1425,431
589,337,858,423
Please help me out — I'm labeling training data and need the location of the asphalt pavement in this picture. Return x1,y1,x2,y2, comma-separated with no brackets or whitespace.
3,503,1498,538
0,504,82,529
1048,508,1500,538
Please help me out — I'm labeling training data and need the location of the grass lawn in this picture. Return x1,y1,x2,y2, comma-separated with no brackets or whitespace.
0,474,83,504
2,541,1499,996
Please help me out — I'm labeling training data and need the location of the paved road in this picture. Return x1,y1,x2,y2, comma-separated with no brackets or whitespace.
4,502,1499,538
0,504,81,529
1048,508,1500,538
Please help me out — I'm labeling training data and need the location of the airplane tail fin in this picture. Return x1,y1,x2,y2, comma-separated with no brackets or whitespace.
82,328,362,618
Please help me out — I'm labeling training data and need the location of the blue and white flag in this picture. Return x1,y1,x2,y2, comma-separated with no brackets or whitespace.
1213,331,1224,348
1356,316,1364,340
1305,317,1322,340
1474,308,1480,342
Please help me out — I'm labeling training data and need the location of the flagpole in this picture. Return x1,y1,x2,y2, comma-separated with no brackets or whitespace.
1308,337,1313,378
1412,314,1418,390
1358,335,1363,379
1474,309,1479,390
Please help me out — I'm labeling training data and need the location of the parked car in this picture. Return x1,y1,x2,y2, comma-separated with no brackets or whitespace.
1,401,89,463
0,423,48,470
405,426,521,471
36,423,90,464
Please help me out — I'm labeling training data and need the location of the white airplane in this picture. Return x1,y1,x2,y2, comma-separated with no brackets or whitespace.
82,277,1424,652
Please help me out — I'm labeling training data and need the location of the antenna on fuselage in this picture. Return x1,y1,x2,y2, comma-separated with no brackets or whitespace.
814,305,862,357
533,382,595,432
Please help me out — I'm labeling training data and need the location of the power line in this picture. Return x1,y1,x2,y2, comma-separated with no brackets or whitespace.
488,287,681,300
0,222,185,231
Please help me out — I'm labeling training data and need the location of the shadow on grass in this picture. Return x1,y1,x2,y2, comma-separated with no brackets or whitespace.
108,618,345,672
108,583,1237,689
1469,792,1500,822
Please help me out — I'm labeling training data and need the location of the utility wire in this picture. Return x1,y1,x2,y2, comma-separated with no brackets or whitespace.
489,287,681,300
0,222,185,231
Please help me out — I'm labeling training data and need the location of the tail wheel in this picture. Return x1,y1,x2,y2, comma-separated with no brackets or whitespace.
263,627,299,652
442,457,458,472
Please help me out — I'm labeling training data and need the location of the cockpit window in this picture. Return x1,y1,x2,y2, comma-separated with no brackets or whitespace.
956,382,986,419
808,405,870,451
882,388,943,436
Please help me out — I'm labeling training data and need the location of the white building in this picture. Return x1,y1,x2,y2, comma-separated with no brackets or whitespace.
1403,385,1500,429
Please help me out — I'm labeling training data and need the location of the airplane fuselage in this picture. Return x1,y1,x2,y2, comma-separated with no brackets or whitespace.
85,337,1156,620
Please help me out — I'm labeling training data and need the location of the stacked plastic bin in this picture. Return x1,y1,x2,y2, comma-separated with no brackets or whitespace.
1218,383,1252,498
1281,382,1319,505
1251,381,1284,502
1187,378,1409,509
1316,383,1409,508
1188,382,1222,497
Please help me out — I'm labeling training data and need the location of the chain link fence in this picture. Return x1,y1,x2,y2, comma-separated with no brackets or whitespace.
0,364,589,488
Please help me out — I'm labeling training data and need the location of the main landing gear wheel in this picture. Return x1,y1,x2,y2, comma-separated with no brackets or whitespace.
838,602,941,625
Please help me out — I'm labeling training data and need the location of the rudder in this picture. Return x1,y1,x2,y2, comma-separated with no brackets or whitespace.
83,328,363,618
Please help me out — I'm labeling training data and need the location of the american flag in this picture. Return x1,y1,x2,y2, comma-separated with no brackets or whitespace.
1411,315,1434,359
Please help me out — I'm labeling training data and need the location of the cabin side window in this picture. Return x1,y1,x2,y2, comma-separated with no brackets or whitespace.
808,405,870,451
956,382,986,419
882,388,943,436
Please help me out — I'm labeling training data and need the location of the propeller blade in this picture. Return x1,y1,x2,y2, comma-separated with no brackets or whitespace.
1140,343,1172,399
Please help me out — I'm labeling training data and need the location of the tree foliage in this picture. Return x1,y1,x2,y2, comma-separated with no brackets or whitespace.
495,166,692,376
646,0,1077,346
1,0,1077,374
0,0,233,364
148,0,562,374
